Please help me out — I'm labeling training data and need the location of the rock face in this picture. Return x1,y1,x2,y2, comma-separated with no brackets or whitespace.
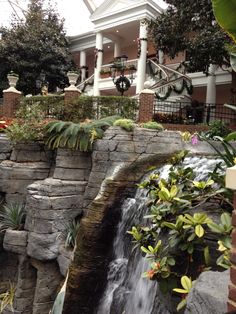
185,270,229,314
0,129,229,314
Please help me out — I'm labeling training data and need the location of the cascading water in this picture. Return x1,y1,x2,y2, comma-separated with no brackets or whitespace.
96,156,224,314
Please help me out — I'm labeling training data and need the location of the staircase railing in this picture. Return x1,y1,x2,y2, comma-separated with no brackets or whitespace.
77,74,94,92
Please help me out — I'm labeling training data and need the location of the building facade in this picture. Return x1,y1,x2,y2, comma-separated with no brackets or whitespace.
69,0,233,105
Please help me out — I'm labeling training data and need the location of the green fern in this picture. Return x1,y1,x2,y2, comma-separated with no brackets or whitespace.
44,115,120,151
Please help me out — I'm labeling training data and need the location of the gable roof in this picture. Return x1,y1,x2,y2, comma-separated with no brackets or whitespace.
91,0,162,23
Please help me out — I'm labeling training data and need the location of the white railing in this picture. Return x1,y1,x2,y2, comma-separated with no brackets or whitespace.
101,59,138,74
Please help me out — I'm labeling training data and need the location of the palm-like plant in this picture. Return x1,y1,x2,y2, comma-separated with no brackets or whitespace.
44,115,120,151
0,203,25,232
64,219,80,248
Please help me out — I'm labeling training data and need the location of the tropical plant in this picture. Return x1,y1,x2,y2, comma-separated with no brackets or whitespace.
0,282,15,313
0,203,25,232
173,276,195,311
113,119,135,131
128,150,233,310
45,115,120,151
64,219,80,248
141,121,164,130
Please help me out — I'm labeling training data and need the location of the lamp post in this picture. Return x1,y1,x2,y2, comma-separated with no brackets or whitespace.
109,54,134,96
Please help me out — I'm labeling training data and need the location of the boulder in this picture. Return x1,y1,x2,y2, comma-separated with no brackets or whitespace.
185,270,229,314
3,230,28,255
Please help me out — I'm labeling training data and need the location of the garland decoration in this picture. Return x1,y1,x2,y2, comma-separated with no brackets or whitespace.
173,79,193,95
155,80,193,100
155,86,172,100
137,37,148,58
115,76,131,94
94,48,104,68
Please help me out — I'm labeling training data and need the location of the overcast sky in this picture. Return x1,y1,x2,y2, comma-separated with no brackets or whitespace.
0,0,167,36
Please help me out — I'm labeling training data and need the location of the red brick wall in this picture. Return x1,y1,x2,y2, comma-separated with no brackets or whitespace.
228,193,236,312
138,92,154,122
3,91,21,118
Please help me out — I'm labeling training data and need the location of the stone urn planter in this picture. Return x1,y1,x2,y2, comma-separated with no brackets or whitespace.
67,72,79,87
7,73,19,88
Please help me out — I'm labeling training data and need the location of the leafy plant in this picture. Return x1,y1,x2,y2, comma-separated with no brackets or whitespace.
0,282,15,313
4,103,52,144
113,119,135,131
203,120,231,139
128,150,233,310
173,276,195,311
45,115,120,151
0,203,25,232
141,121,164,130
64,219,80,248
200,132,236,167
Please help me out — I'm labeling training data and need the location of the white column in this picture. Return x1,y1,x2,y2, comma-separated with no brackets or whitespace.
94,31,103,96
206,64,217,104
158,50,164,64
114,42,121,58
136,20,148,94
80,50,87,82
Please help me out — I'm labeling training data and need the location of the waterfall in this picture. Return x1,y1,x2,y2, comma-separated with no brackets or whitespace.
96,156,223,314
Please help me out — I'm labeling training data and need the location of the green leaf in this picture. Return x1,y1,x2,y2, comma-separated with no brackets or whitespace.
158,187,170,201
208,222,224,233
195,225,205,238
204,246,211,266
221,212,231,228
176,298,187,312
181,276,192,292
141,246,150,254
224,131,236,142
212,0,236,44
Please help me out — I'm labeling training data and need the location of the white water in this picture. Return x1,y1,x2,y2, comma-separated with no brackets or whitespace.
96,157,224,314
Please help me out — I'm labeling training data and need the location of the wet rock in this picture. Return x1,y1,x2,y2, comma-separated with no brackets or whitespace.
185,270,229,314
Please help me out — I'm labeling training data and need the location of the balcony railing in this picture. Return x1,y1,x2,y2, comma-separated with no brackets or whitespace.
153,100,236,126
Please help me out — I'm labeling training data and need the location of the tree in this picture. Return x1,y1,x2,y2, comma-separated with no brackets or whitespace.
149,0,232,73
0,0,72,95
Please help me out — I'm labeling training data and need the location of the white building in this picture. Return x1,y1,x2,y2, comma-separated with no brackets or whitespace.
69,0,233,105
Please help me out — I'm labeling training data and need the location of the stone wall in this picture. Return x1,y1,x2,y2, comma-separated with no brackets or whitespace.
0,129,228,313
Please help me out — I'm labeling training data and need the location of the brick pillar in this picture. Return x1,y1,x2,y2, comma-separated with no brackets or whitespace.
138,89,155,123
3,87,21,118
64,86,81,106
226,166,236,312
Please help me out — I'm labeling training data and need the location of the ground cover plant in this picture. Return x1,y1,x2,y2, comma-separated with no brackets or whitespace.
128,147,233,311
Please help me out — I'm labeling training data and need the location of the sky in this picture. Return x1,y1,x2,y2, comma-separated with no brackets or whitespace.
0,0,167,36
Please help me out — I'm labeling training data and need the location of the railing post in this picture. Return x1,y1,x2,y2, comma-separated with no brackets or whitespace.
138,88,155,123
226,166,236,312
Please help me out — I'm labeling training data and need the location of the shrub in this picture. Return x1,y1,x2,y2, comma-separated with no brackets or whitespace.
113,119,135,131
203,120,231,139
0,203,25,232
20,95,64,120
4,103,53,144
141,121,164,130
